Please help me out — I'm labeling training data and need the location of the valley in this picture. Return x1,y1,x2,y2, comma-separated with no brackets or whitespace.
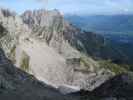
65,14,133,65
0,8,132,100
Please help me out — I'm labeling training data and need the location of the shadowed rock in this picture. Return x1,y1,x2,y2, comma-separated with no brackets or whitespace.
0,48,76,100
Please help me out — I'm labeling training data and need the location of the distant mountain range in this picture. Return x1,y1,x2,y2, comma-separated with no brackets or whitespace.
65,14,133,34
65,14,133,65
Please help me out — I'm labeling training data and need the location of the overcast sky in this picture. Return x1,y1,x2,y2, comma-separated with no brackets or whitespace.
0,0,133,15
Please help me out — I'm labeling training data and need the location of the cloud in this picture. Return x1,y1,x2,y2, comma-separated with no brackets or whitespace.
34,0,48,3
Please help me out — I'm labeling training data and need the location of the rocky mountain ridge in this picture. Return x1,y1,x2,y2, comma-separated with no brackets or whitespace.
0,8,132,100
0,8,115,92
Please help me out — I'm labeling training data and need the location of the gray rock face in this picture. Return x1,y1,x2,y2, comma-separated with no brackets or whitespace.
0,8,132,100
0,8,16,17
0,48,76,100
0,8,114,93
21,9,105,59
22,9,64,43
0,8,30,57
22,9,82,58
72,69,113,91
22,9,62,28
0,48,130,100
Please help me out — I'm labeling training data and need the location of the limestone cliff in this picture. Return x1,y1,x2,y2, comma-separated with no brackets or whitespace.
0,48,75,100
0,9,114,93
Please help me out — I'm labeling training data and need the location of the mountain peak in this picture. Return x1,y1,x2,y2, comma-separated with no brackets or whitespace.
0,8,16,17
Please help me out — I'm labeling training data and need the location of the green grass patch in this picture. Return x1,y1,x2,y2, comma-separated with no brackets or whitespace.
79,55,98,72
80,57,90,68
99,60,128,75
10,45,16,63
20,51,30,72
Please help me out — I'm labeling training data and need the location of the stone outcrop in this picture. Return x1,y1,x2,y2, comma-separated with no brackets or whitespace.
0,8,114,93
22,9,81,58
0,8,30,58
0,48,77,100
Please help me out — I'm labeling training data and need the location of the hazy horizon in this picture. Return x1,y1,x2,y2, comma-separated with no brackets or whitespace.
0,0,133,15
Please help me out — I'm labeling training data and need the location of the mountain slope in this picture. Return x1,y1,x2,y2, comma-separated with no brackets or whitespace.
0,45,133,100
0,8,133,100
0,48,74,100
0,8,115,92
65,15,133,65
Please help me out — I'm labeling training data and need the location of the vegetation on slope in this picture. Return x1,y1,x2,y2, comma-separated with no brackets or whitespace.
20,51,30,72
9,45,16,64
99,60,128,75
79,55,99,73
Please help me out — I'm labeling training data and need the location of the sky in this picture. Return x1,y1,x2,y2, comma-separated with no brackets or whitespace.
0,0,133,15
